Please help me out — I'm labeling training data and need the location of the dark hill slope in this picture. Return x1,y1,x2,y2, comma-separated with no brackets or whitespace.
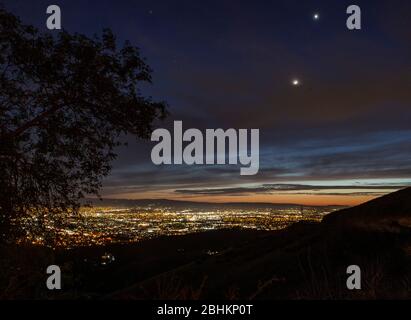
108,189,411,299
3,189,411,299
323,187,411,231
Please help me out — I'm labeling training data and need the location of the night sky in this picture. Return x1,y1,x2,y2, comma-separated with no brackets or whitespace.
4,0,411,205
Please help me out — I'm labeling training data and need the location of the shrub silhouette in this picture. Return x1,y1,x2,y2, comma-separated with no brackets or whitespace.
0,6,167,242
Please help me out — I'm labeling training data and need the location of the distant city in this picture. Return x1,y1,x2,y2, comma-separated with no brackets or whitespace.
22,199,344,247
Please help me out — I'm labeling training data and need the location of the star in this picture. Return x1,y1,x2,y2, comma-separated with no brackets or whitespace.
292,79,300,86
313,13,320,20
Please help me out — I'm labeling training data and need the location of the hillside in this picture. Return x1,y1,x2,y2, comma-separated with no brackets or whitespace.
323,187,411,231
2,189,411,299
107,188,411,299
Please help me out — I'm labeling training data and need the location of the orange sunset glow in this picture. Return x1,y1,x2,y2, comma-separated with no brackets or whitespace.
103,188,397,206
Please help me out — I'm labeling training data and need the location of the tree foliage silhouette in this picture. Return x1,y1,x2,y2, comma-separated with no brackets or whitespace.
0,7,167,242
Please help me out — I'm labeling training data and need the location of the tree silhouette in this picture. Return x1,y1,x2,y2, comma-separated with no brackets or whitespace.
0,7,167,242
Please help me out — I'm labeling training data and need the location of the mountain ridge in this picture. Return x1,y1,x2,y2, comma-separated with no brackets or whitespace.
85,197,346,209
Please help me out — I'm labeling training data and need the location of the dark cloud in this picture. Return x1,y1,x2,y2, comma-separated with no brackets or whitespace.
175,183,406,196
101,131,411,195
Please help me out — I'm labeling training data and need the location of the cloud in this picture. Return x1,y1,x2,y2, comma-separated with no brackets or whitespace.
100,129,411,198
174,183,407,196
